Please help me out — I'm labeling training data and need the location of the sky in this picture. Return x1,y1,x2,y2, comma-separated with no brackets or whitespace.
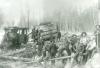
0,0,44,26
0,0,98,27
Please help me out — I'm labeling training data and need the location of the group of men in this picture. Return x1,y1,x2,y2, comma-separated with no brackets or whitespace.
32,25,100,65
2,25,99,64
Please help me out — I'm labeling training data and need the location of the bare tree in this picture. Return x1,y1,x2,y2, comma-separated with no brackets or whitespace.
0,10,4,29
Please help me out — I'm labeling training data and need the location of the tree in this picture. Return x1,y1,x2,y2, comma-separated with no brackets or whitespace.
0,10,4,29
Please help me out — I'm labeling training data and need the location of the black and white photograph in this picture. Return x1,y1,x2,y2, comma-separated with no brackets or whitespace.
0,0,99,68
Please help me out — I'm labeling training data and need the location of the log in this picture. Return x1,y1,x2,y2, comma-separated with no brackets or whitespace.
0,55,40,64
25,55,75,64
49,56,73,61
0,54,75,64
2,48,25,56
0,55,32,62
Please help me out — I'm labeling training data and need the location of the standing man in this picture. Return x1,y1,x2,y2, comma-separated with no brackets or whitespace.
32,27,36,42
37,38,44,56
49,41,58,65
95,25,100,51
70,34,78,53
77,32,89,64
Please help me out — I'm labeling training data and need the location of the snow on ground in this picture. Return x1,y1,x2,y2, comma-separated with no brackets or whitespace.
0,30,99,68
64,53,100,68
89,53,100,68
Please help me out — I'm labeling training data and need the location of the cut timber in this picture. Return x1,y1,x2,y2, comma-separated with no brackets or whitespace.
0,55,75,64
24,55,74,64
49,56,73,61
0,55,32,62
2,48,25,56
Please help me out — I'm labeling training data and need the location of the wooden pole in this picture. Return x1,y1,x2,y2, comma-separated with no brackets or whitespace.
27,8,30,30
48,55,74,61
